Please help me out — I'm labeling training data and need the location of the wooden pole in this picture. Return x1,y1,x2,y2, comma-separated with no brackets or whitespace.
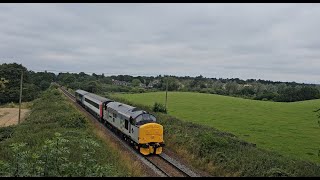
18,71,23,124
165,77,168,110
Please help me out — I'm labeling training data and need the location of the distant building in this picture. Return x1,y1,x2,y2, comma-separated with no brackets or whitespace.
139,83,147,88
243,84,252,87
112,79,131,86
147,79,160,88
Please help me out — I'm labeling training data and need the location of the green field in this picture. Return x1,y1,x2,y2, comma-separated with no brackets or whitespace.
114,92,320,163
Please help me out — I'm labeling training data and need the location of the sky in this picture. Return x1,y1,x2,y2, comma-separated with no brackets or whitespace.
0,3,320,84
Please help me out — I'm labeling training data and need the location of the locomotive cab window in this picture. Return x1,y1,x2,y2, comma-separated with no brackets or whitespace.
130,117,135,125
135,114,156,126
125,119,129,130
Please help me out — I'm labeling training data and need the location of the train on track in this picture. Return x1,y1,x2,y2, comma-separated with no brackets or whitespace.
75,89,165,155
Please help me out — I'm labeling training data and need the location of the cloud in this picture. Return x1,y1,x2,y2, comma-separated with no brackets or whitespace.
0,3,319,84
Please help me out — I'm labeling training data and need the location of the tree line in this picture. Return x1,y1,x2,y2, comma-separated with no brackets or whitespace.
59,73,320,102
1,63,320,103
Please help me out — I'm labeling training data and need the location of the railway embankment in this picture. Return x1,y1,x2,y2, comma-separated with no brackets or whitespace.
0,86,145,177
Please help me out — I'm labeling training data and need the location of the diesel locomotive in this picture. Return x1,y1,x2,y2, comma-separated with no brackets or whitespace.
75,89,165,155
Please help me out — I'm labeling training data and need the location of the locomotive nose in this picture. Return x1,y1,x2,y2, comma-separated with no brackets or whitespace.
139,123,164,155
139,123,163,143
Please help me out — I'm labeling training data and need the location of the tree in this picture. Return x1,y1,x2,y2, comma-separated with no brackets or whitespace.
225,81,239,95
84,81,101,93
0,63,30,103
239,86,255,96
63,75,76,85
0,78,9,92
297,86,319,101
211,80,223,92
253,83,267,97
132,79,141,87
39,80,51,91
162,77,180,91
190,75,204,88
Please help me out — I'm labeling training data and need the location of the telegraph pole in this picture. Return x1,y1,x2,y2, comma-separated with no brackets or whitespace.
165,77,168,110
18,71,23,124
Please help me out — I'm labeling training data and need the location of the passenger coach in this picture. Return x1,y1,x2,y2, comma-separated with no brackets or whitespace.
76,90,113,120
75,89,89,104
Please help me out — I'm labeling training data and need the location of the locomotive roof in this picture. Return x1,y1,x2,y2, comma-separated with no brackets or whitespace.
107,101,147,119
75,89,90,95
84,93,113,103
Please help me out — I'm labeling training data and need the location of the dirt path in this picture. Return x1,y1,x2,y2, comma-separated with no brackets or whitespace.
0,108,30,127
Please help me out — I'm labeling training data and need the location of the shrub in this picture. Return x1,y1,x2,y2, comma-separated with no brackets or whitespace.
0,126,15,142
0,133,120,177
264,168,291,177
152,102,167,114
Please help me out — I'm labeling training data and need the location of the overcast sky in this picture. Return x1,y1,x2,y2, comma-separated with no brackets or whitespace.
0,3,320,84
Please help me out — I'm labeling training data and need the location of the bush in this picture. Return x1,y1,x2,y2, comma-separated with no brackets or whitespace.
0,133,119,177
152,102,167,113
265,168,291,177
0,126,15,142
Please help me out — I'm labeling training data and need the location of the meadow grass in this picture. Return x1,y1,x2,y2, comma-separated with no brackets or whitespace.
114,91,320,164
108,94,320,176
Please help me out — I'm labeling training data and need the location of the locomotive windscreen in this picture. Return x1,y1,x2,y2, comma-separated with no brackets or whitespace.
135,114,156,126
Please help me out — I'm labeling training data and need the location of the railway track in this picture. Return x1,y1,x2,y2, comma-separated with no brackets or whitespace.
58,85,200,177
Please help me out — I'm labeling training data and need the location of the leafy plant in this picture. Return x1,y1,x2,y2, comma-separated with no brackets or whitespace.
153,102,167,113
9,143,29,177
0,126,15,142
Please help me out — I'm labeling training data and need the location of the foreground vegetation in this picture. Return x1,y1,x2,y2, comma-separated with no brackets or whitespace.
114,92,320,164
108,94,320,177
0,86,144,177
